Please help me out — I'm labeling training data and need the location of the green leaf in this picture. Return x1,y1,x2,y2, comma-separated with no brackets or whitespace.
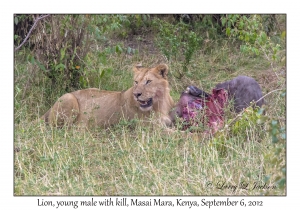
14,16,19,25
228,21,231,28
36,60,46,71
239,20,244,29
221,17,226,26
261,31,267,43
281,31,286,40
240,45,246,52
226,28,231,36
271,120,278,126
60,48,66,61
272,135,278,143
79,76,87,88
30,56,35,64
245,34,250,42
115,45,123,55
275,147,282,155
100,69,105,78
281,167,286,174
127,47,132,54
142,14,147,22
55,63,66,71
272,128,278,135
105,68,112,76
256,118,265,124
277,178,286,189
264,175,270,183
231,15,236,23
98,53,107,65
257,108,264,115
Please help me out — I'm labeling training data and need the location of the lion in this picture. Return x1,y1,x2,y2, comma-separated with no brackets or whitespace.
41,64,174,128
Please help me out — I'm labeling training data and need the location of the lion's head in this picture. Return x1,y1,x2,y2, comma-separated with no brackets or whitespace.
40,63,174,128
132,64,172,112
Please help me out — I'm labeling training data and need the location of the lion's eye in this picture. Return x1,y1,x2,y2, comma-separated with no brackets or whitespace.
134,81,138,85
146,80,152,85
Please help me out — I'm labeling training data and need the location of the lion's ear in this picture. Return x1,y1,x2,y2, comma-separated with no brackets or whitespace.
153,64,168,78
133,63,143,72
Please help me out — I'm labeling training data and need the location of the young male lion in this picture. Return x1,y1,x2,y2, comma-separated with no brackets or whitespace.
41,64,174,128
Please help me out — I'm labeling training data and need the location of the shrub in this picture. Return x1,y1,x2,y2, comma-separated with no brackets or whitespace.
221,14,285,69
153,18,202,77
18,15,95,92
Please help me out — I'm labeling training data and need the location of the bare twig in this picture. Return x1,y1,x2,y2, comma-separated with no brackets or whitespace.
225,88,283,128
14,14,50,51
255,88,283,104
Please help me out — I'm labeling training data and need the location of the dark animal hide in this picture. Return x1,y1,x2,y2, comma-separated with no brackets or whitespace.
215,75,264,113
170,76,264,134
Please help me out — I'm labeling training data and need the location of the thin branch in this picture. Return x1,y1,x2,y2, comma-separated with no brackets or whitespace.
14,14,50,51
255,88,283,104
225,88,283,128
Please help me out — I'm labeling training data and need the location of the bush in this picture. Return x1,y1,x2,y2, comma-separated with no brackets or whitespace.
16,15,96,92
221,14,285,69
153,18,202,77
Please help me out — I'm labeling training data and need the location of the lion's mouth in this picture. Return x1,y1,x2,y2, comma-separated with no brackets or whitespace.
137,98,153,108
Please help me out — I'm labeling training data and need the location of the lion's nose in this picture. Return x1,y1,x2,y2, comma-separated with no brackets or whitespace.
134,92,142,98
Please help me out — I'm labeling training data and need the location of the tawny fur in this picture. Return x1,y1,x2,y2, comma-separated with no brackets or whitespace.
41,64,174,128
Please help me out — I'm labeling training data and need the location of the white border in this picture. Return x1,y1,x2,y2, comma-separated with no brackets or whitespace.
3,1,298,209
